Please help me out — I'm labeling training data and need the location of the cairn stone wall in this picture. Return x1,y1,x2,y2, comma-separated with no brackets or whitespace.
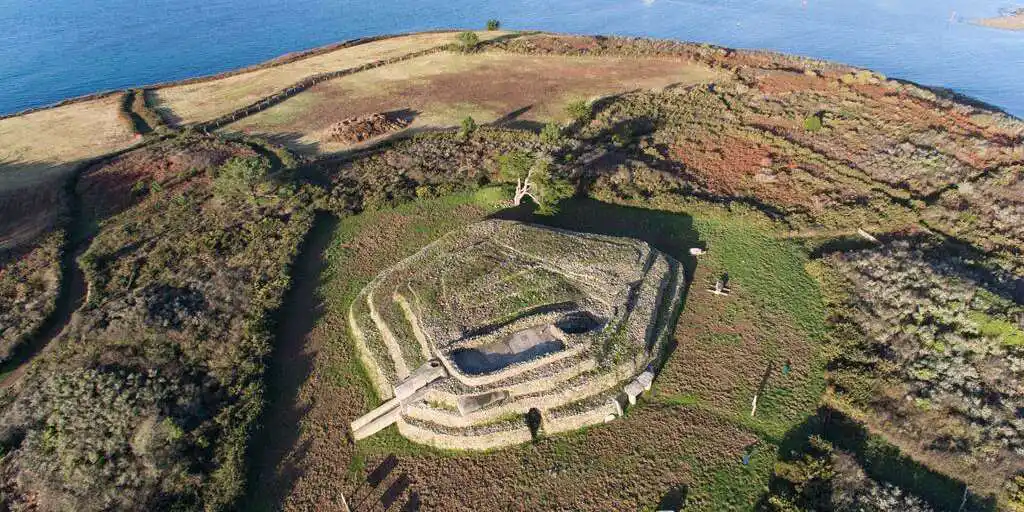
349,220,686,449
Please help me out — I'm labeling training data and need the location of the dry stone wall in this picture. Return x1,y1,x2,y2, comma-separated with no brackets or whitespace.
349,220,685,449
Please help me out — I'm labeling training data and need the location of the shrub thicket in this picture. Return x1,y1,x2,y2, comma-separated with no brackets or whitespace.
486,19,501,31
1,133,313,510
0,231,63,363
0,368,199,509
1004,473,1024,512
825,239,1024,481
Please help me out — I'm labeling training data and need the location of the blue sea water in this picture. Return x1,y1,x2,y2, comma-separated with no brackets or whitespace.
0,0,1021,116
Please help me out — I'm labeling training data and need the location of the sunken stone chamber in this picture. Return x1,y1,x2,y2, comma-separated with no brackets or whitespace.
349,220,685,449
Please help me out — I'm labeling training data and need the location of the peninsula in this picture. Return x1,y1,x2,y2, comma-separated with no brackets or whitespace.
0,28,1021,512
976,8,1024,30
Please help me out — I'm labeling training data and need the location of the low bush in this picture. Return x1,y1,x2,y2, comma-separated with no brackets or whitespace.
540,122,562,143
803,113,823,132
456,31,480,53
459,115,478,139
486,19,501,31
565,98,592,122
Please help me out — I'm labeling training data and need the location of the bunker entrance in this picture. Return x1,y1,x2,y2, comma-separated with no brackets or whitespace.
452,324,565,375
554,311,603,334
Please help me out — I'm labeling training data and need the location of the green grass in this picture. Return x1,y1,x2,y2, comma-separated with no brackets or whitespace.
970,311,1024,347
699,444,778,510
660,392,702,407
694,217,826,341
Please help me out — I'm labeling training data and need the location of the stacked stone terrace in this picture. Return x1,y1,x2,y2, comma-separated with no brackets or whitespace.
350,220,685,449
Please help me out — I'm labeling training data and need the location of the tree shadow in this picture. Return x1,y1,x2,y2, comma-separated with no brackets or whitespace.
755,407,997,511
380,472,411,511
820,407,997,511
242,212,339,510
148,94,184,128
242,130,322,156
917,234,1024,306
501,119,546,132
385,108,419,125
657,484,689,511
488,196,701,280
491,104,533,126
346,454,424,512
526,407,543,441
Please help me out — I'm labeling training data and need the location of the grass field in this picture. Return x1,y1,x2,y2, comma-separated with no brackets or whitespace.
153,31,507,126
0,94,137,247
224,52,725,155
267,190,828,511
0,94,135,179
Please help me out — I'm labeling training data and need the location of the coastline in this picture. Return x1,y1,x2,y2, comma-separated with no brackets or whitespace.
0,29,1018,124
0,30,460,121
974,12,1024,31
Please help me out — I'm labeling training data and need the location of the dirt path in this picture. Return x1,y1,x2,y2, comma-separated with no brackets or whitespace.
0,174,90,389
0,248,85,389
244,213,339,510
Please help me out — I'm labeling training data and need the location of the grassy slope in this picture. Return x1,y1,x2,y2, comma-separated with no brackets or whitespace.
309,191,826,511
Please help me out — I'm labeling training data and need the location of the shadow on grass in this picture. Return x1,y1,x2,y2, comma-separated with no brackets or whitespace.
243,212,339,510
658,484,689,511
757,407,997,511
489,196,701,279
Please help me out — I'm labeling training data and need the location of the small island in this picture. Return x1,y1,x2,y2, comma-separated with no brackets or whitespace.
976,7,1024,31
